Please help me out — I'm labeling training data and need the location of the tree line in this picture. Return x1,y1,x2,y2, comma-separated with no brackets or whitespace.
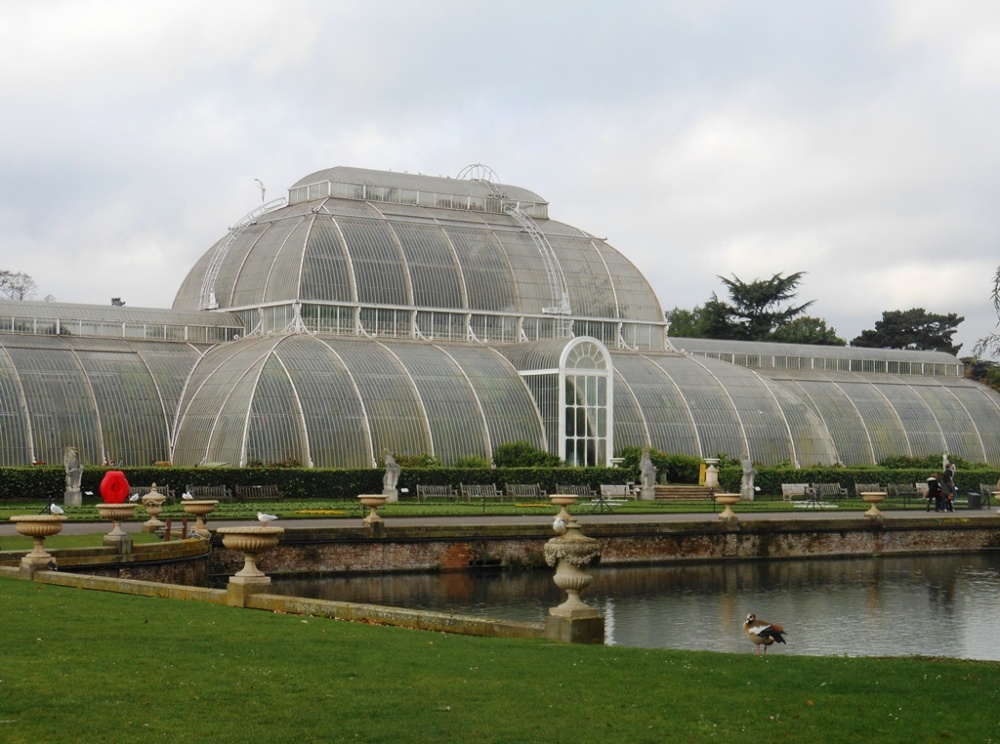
666,271,964,355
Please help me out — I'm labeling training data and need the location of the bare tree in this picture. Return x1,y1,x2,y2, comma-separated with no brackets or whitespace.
0,270,37,301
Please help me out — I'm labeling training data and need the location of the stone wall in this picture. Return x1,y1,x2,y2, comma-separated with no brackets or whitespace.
207,517,1000,578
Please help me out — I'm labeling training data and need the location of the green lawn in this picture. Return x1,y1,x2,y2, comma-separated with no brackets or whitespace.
0,575,997,743
0,495,935,525
0,531,162,551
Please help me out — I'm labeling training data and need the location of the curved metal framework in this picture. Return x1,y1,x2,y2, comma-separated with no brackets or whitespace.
3,167,1000,469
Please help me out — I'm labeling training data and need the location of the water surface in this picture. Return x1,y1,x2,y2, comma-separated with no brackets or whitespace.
268,553,1000,659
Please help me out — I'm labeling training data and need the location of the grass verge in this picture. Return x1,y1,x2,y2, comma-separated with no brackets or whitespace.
0,496,935,523
0,576,997,743
0,531,162,551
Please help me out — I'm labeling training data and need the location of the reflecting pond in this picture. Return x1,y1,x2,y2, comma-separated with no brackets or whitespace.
267,552,1000,659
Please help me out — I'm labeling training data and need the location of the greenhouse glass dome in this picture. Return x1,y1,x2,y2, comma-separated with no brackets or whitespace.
1,166,997,469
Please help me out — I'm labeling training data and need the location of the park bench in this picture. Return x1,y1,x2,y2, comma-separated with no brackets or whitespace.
235,484,283,501
979,483,1000,509
415,484,457,503
853,483,884,498
555,484,596,499
504,483,546,501
886,482,922,507
460,483,506,504
129,484,176,504
781,483,810,501
589,483,634,514
811,483,847,501
186,484,233,502
978,483,998,509
600,484,635,500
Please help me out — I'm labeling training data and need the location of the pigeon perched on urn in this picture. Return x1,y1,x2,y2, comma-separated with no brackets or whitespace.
743,613,787,654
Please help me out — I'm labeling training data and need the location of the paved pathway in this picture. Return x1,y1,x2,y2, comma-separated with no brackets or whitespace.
2,503,997,537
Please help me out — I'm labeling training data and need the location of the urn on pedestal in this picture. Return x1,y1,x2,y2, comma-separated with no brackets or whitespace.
141,483,167,532
216,526,285,584
543,495,604,643
861,491,887,518
96,502,139,546
358,493,387,525
182,500,218,538
10,514,66,576
715,493,740,520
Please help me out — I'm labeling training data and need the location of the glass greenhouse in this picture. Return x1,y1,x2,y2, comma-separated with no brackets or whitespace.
2,166,998,468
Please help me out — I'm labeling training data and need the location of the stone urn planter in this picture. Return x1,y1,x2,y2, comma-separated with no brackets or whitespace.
544,495,601,619
141,484,167,533
182,499,218,537
715,493,740,520
216,526,285,584
861,491,887,518
704,457,721,489
358,493,387,525
10,514,66,572
549,493,579,524
96,502,138,544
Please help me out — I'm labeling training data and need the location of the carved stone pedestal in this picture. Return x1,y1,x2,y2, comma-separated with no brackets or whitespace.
141,484,167,533
10,515,66,578
543,496,604,644
96,503,138,551
217,526,284,606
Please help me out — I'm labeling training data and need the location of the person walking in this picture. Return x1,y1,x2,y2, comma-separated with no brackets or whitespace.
926,476,943,512
941,465,956,512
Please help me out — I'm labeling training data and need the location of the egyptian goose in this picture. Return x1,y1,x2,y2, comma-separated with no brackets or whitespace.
743,613,787,653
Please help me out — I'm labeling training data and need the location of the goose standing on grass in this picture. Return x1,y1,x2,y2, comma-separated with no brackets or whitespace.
743,613,787,654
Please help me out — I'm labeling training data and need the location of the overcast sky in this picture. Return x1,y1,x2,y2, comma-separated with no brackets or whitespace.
3,1,999,355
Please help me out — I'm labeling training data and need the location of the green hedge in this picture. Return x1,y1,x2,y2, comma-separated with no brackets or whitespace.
0,465,642,502
718,466,999,496
3,463,995,503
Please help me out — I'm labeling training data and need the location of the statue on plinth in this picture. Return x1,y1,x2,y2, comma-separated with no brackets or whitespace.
639,447,657,501
382,450,401,502
63,446,84,507
740,458,757,501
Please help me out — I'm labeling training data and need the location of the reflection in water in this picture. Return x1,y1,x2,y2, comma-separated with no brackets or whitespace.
268,553,1000,659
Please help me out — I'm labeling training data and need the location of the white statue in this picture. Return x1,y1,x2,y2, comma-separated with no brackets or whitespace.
640,448,657,489
63,446,84,506
740,459,757,500
382,451,400,491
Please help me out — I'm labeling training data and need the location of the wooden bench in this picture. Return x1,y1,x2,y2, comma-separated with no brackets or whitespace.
460,483,506,504
600,484,634,500
505,484,546,501
590,484,634,513
129,484,176,504
234,484,283,501
186,484,233,502
415,484,457,503
887,482,922,507
812,483,847,501
555,484,596,499
781,483,810,501
854,483,883,498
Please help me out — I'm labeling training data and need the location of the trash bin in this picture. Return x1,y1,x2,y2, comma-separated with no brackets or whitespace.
967,492,982,510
